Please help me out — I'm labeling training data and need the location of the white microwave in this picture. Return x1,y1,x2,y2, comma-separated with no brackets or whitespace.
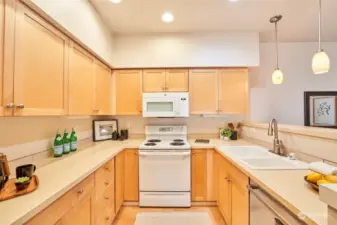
142,92,189,117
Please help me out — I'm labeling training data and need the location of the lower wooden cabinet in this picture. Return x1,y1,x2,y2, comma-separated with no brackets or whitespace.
123,149,139,201
191,149,216,202
115,151,125,214
215,151,249,225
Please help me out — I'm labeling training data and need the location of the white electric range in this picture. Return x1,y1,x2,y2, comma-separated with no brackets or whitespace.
138,125,191,207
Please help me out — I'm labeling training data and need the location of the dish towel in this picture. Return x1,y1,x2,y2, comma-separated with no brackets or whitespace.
309,162,337,175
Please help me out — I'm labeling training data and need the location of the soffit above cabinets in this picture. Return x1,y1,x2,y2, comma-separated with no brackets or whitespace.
91,0,337,42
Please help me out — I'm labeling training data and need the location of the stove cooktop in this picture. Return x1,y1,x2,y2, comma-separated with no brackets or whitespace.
139,139,191,150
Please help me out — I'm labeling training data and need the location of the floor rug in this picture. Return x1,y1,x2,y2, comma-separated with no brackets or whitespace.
134,212,213,225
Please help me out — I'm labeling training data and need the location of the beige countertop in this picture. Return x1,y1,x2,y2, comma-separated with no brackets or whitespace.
0,138,328,225
320,184,337,210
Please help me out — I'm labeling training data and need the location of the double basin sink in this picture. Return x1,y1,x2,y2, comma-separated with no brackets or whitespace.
219,146,308,170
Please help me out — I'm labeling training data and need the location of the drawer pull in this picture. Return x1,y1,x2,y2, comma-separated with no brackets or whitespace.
105,216,110,220
105,196,110,200
104,167,109,171
77,188,84,194
104,181,109,186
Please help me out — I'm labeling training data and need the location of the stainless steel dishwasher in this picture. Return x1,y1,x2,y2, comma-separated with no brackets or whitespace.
250,181,307,225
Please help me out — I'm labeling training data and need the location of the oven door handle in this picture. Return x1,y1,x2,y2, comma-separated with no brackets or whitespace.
139,152,191,157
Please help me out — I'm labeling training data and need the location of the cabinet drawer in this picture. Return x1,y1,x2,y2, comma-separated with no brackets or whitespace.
94,186,116,225
25,174,94,225
95,159,115,194
94,207,115,225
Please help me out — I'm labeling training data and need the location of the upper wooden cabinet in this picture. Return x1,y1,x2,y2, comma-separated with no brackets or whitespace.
94,61,112,115
189,70,218,114
114,70,142,115
143,69,189,92
189,69,248,115
6,2,69,116
68,45,94,115
0,0,4,116
143,69,166,92
165,69,189,92
218,69,248,114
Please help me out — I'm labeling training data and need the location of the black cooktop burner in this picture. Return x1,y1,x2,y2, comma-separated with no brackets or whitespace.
173,139,184,142
147,139,161,143
145,143,156,146
170,142,185,146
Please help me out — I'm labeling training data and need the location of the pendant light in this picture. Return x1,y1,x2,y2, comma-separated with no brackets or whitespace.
270,15,284,85
312,0,330,74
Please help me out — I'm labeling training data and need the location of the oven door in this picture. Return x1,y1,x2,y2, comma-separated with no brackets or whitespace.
142,95,178,117
139,150,191,191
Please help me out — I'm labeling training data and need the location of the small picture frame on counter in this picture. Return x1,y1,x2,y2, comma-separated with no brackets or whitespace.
93,119,118,142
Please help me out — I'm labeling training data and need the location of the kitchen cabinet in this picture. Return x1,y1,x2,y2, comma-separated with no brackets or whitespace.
215,151,249,225
58,194,92,225
218,69,248,114
143,69,166,92
114,70,142,115
124,149,139,202
68,44,94,115
115,151,124,214
191,149,216,202
0,0,4,116
25,174,95,225
93,61,112,115
189,69,248,115
143,69,189,92
189,70,218,114
93,159,116,225
6,2,69,116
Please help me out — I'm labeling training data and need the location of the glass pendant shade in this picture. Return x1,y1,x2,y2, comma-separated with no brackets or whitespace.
272,69,284,84
312,50,330,74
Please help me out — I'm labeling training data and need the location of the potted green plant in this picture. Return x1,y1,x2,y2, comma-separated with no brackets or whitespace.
221,128,232,141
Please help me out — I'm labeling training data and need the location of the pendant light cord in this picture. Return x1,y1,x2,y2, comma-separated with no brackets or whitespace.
275,21,279,69
318,0,322,50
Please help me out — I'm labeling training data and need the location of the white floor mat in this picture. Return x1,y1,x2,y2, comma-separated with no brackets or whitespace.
134,212,213,225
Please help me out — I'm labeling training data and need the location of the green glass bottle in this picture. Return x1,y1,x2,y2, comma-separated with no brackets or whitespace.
53,129,63,158
63,129,71,154
70,128,77,152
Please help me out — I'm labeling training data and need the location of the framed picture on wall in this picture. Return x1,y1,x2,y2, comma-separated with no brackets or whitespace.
304,92,337,128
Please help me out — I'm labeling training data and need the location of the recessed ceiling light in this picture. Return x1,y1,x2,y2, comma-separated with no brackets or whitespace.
110,0,121,4
161,12,174,23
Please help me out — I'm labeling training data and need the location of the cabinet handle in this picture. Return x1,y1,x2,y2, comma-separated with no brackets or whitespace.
77,188,84,194
104,181,109,186
105,216,110,220
104,166,109,171
6,103,15,109
93,109,99,112
105,196,110,200
16,104,25,109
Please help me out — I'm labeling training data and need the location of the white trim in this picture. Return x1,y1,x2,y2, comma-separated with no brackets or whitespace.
0,130,92,161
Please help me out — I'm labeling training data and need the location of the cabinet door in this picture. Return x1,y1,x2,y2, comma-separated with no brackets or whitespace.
166,69,189,92
114,70,142,115
216,154,231,225
143,69,166,92
218,69,248,114
231,180,249,225
60,195,92,225
0,0,4,116
94,61,112,115
189,70,218,114
191,150,207,201
69,45,94,115
124,149,139,201
12,3,69,116
115,151,124,214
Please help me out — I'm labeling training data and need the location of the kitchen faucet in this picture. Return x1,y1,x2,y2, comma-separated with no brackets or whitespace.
268,119,284,156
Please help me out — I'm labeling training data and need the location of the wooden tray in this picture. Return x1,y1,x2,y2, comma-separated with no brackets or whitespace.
304,176,319,191
0,175,39,201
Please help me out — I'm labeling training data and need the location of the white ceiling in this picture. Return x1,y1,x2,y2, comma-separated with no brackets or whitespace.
91,0,337,42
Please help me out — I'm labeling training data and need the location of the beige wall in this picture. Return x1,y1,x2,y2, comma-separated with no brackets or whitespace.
0,117,93,147
241,124,337,165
